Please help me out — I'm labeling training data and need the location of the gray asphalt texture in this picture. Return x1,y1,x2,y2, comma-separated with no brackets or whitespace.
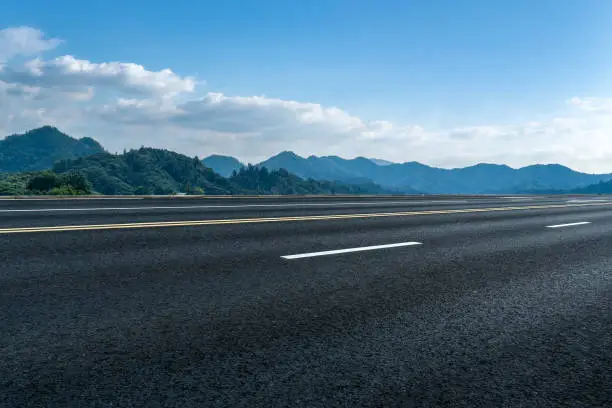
1,195,611,407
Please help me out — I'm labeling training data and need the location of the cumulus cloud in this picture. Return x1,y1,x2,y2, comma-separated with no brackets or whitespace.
568,97,612,113
0,27,62,62
0,80,39,99
98,92,425,142
2,25,612,173
86,92,433,160
0,55,196,97
173,93,366,135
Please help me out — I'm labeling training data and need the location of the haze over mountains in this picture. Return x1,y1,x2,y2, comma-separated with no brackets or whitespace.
2,126,612,195
0,127,394,196
204,151,612,194
202,155,244,178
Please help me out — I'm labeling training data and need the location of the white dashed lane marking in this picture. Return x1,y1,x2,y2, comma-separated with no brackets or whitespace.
281,242,423,259
546,222,591,228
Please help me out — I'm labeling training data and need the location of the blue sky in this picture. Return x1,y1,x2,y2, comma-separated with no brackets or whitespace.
1,0,612,170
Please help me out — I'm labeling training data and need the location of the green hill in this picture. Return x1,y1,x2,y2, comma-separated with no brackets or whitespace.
0,126,396,196
0,126,105,172
49,148,395,196
229,165,396,195
52,148,238,195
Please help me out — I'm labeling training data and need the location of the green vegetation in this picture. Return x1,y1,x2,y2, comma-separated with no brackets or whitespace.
50,149,394,195
53,148,238,195
0,171,92,195
0,126,395,196
572,180,612,194
255,152,612,194
0,126,105,172
229,165,395,195
3,126,612,196
0,173,31,195
0,150,395,196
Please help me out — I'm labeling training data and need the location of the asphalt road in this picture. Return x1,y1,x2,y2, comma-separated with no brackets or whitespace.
1,195,611,407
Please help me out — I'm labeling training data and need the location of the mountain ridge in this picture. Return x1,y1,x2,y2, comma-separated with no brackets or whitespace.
3,127,612,195
48,149,398,196
246,151,612,193
202,155,243,177
0,127,397,196
0,126,105,172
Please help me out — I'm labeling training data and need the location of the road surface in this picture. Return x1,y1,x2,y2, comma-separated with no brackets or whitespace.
1,195,611,407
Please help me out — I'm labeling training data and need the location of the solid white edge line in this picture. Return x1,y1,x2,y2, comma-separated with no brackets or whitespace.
281,241,422,259
0,200,469,213
546,221,591,228
0,198,144,201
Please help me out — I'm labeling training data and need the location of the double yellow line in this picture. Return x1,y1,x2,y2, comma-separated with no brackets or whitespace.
1,202,611,234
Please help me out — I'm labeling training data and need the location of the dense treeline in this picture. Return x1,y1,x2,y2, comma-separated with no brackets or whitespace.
0,171,92,195
52,148,239,195
0,173,33,195
572,180,612,194
3,126,612,196
229,165,394,195
0,148,395,196
0,126,395,196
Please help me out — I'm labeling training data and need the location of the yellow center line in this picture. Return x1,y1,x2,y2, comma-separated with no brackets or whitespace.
0,202,611,234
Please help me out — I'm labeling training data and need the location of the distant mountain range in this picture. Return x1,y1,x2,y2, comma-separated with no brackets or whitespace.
202,151,612,194
368,158,394,166
0,127,395,196
50,150,395,196
2,126,612,195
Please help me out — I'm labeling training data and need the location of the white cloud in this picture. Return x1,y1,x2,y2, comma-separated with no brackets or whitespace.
0,80,39,99
165,93,364,134
568,97,612,113
0,27,62,62
2,25,612,173
0,55,196,97
98,92,427,143
448,126,503,140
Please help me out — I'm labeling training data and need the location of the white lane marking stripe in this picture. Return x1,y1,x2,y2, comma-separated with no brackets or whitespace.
546,221,591,228
0,200,470,213
281,242,422,259
0,198,144,201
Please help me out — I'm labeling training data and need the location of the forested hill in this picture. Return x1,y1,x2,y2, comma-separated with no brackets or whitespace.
49,148,395,195
571,180,612,194
229,165,395,195
52,148,239,195
0,126,105,172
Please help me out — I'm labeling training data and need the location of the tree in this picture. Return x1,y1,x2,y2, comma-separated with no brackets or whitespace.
49,185,79,195
27,171,60,192
0,181,25,196
60,172,92,194
134,186,151,195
